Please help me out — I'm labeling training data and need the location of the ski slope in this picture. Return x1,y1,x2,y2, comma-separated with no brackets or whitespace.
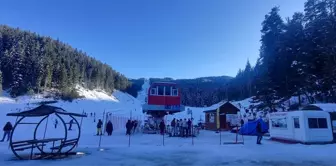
136,78,150,105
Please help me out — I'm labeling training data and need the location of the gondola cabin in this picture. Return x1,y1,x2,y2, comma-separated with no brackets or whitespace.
142,82,185,118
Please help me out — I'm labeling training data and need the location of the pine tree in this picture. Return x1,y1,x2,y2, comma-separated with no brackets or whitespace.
10,42,24,97
0,25,130,98
253,7,285,110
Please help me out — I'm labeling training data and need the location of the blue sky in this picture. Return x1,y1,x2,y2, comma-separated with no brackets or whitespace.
0,0,305,79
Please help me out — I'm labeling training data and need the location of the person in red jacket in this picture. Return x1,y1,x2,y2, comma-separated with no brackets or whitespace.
1,122,13,142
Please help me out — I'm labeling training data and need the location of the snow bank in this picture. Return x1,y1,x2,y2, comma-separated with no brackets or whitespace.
76,86,119,102
0,88,145,131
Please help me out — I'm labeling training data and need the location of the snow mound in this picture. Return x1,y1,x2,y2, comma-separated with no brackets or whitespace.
137,79,150,104
76,86,119,102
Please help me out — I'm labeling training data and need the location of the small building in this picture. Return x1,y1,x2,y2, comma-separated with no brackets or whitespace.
302,104,336,141
203,101,240,130
269,111,333,144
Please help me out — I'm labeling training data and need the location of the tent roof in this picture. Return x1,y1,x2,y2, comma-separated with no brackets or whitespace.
302,104,336,113
7,105,87,117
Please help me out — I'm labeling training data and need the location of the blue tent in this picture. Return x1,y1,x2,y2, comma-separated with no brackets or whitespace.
239,119,269,135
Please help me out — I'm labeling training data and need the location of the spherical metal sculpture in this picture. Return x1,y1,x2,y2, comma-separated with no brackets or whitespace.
7,104,86,160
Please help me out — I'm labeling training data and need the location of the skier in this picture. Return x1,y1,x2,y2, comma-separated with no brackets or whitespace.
126,120,133,135
90,113,92,117
96,119,103,136
106,120,113,136
68,119,73,131
0,122,13,142
256,121,263,144
159,120,165,135
171,118,176,136
54,119,58,129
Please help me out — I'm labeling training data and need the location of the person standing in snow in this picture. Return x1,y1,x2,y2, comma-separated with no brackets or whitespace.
54,119,58,129
106,120,113,136
256,121,263,144
171,118,176,136
0,122,13,142
96,119,103,136
187,119,192,137
176,119,180,136
179,119,183,137
159,120,165,135
182,119,188,137
68,119,73,131
133,120,138,134
126,120,133,135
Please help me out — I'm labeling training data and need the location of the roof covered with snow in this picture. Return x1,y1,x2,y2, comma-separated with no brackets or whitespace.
302,104,336,113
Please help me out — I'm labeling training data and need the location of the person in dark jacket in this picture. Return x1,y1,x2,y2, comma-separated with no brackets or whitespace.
240,119,244,126
54,119,58,129
171,118,176,136
159,120,165,135
187,119,192,137
106,120,113,136
133,120,138,134
256,121,263,144
96,119,103,136
68,119,73,131
1,122,13,142
126,120,133,135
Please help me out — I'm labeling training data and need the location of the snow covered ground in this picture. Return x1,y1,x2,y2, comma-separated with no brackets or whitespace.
1,87,336,165
1,126,336,166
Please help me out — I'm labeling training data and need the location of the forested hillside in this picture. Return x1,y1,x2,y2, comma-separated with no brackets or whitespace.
0,25,129,97
134,76,232,107
228,0,336,110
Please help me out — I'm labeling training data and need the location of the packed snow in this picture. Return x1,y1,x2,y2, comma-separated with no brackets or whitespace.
1,87,336,165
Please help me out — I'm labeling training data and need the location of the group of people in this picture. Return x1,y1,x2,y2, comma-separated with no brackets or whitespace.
53,119,73,131
170,118,194,137
96,119,114,136
125,120,138,135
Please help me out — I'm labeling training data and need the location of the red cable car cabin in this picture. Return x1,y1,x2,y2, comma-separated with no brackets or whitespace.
142,82,185,118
